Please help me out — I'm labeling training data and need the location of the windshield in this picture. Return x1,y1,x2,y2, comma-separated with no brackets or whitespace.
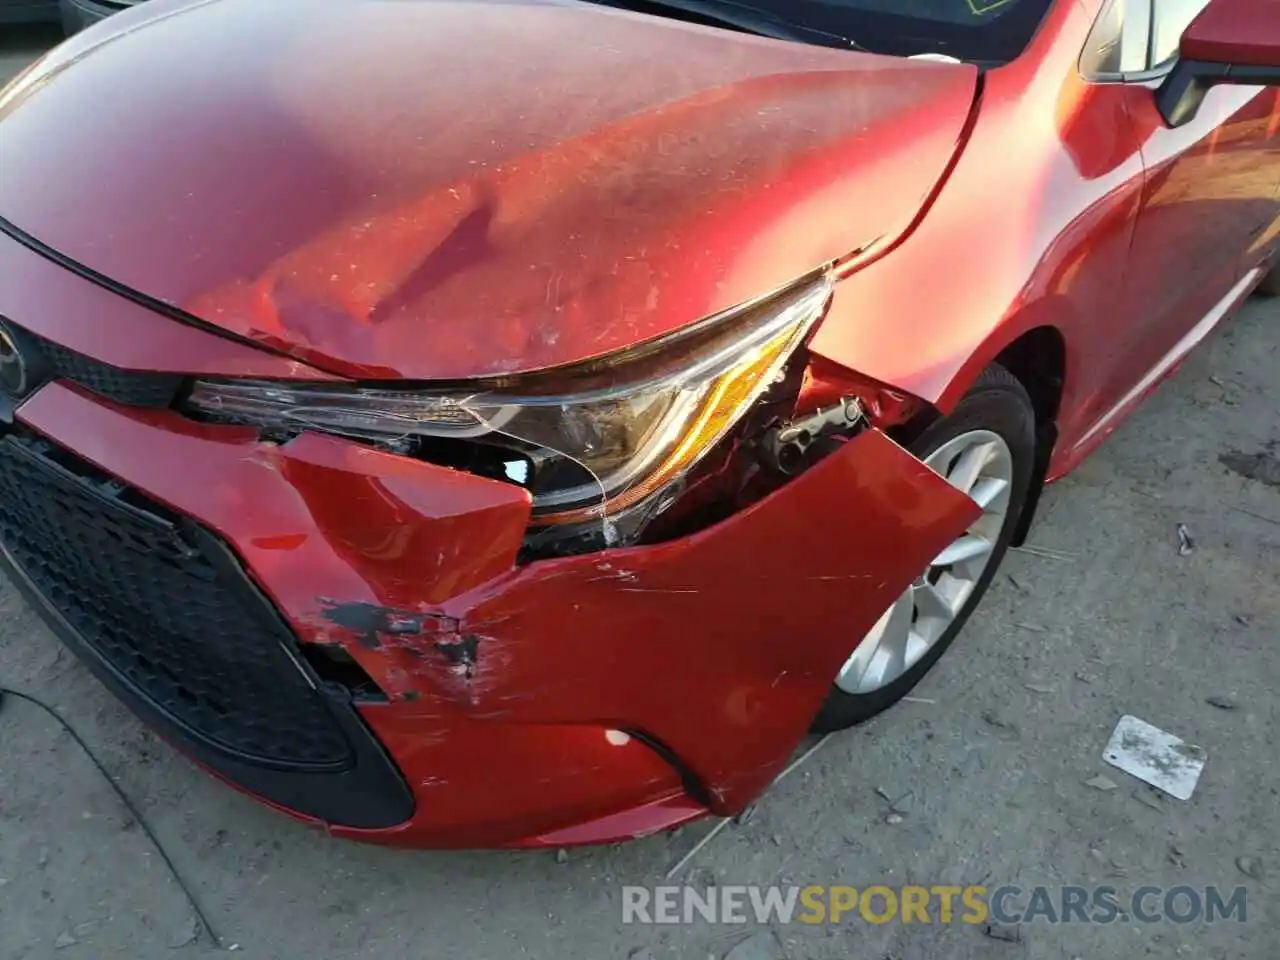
592,0,1058,64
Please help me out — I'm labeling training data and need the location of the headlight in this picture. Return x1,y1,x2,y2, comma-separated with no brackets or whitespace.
185,272,833,531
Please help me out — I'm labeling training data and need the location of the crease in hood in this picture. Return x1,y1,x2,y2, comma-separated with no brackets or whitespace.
0,0,979,379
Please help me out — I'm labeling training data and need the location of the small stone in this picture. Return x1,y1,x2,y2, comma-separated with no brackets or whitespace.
723,932,779,960
1236,856,1265,881
54,932,77,950
1085,775,1119,792
1016,622,1048,633
885,813,905,825
732,805,757,826
1168,844,1186,869
981,710,1020,738
889,791,915,814
554,848,569,865
692,867,718,889
1176,524,1195,556
770,834,782,846
629,949,656,960
1024,683,1055,694
1233,614,1251,627
1132,789,1164,811
1089,848,1106,864
1074,671,1097,684
1206,695,1239,711
37,847,49,868
168,917,200,949
983,921,1023,943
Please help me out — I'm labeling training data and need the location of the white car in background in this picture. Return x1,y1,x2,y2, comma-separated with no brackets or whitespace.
0,0,56,26
0,0,141,32
60,0,143,32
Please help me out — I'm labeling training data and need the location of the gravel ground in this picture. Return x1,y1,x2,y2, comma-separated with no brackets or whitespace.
2,25,1278,960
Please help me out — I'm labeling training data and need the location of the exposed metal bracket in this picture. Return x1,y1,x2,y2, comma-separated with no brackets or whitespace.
760,397,865,475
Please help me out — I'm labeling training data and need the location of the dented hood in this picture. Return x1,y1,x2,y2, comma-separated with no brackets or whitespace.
0,0,978,380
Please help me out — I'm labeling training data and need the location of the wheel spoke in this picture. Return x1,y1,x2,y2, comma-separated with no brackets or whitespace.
968,475,1010,511
932,534,994,568
838,591,911,694
902,627,932,671
944,441,997,495
968,508,1006,542
912,578,957,625
866,595,913,689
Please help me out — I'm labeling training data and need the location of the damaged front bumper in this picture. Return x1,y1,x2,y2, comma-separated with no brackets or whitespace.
7,374,979,848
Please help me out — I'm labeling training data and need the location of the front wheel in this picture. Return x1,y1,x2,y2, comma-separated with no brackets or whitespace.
811,364,1037,733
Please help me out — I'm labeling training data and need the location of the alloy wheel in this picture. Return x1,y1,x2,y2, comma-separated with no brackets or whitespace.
834,429,1014,695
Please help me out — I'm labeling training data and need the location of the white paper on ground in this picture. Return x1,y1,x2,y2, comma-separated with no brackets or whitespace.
1102,715,1207,801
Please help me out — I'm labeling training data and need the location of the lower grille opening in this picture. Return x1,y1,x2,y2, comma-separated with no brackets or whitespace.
0,425,415,827
0,428,352,769
300,644,387,702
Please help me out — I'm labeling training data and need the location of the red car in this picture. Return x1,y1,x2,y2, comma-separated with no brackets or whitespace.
0,0,1276,848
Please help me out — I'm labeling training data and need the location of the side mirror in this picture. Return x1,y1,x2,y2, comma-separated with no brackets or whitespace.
1156,0,1280,127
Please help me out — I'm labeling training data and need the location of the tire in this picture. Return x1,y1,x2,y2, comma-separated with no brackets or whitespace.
811,364,1037,733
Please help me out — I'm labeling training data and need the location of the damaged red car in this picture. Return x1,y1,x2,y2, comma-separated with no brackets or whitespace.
1,0,1277,848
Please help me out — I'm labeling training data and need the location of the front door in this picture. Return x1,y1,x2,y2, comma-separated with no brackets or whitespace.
1082,0,1280,442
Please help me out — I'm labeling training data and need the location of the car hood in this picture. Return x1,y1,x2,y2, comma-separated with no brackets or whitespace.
0,0,978,380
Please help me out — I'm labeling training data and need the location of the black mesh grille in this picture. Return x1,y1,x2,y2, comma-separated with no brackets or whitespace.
36,336,183,408
0,430,353,769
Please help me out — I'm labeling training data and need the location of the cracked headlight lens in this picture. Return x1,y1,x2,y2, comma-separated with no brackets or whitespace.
185,272,832,527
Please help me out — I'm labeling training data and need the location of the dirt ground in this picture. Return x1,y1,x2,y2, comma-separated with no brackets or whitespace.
2,24,1278,960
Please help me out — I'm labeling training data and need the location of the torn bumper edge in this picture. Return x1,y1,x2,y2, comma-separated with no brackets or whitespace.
16,381,979,848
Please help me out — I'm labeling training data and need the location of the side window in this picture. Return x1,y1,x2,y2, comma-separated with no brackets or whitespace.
1150,0,1213,68
1081,0,1151,77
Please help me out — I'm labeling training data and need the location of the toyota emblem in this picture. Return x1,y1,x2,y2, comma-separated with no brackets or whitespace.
0,324,27,398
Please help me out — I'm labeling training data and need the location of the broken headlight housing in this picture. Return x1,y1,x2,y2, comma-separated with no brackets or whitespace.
184,272,833,543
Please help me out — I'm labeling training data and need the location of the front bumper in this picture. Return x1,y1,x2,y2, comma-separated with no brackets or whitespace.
0,235,979,848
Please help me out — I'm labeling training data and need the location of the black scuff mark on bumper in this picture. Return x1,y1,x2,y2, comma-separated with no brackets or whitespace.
318,599,459,651
434,634,481,680
312,600,488,701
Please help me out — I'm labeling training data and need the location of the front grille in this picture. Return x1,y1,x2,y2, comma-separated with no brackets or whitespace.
0,429,352,769
0,316,182,409
36,335,183,408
